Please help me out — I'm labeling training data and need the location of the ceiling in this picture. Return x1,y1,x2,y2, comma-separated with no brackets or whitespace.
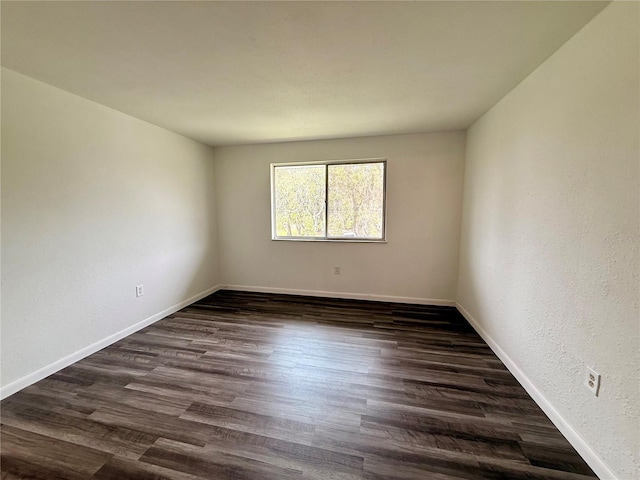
1,1,608,147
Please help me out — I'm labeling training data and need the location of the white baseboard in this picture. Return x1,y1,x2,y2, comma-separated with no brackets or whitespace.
222,284,455,307
456,302,618,480
0,284,223,400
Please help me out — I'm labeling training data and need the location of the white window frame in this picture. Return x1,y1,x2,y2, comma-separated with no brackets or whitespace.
270,158,387,242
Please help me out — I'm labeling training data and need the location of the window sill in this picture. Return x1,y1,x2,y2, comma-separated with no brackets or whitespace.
272,237,387,243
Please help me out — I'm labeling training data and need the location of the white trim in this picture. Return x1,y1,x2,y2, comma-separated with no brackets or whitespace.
456,302,619,480
0,284,223,400
271,157,387,168
222,284,455,306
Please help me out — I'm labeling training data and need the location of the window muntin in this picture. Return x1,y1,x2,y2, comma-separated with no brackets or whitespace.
271,159,386,241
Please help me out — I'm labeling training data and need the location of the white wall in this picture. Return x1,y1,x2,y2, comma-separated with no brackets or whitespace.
214,132,465,304
457,3,639,479
1,68,220,395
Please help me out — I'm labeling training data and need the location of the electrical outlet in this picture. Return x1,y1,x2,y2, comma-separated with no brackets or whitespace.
585,367,600,396
333,266,341,275
136,285,144,297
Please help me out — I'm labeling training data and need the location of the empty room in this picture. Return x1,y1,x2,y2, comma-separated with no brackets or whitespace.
1,1,638,479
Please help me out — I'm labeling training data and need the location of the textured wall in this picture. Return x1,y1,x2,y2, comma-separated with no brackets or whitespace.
214,132,465,304
1,68,220,390
457,3,639,478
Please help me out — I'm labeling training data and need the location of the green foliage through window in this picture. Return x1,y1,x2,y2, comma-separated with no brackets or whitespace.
272,160,386,240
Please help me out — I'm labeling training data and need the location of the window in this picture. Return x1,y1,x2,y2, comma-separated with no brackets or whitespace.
271,159,386,241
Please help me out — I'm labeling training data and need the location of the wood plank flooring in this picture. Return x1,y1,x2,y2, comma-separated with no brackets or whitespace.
1,290,598,479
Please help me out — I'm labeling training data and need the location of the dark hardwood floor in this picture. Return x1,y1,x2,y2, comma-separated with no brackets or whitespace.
1,290,598,479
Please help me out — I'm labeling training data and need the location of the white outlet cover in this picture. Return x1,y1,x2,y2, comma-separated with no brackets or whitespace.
585,366,600,396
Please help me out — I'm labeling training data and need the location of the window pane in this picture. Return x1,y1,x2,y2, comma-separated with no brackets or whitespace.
274,165,326,237
327,162,384,239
